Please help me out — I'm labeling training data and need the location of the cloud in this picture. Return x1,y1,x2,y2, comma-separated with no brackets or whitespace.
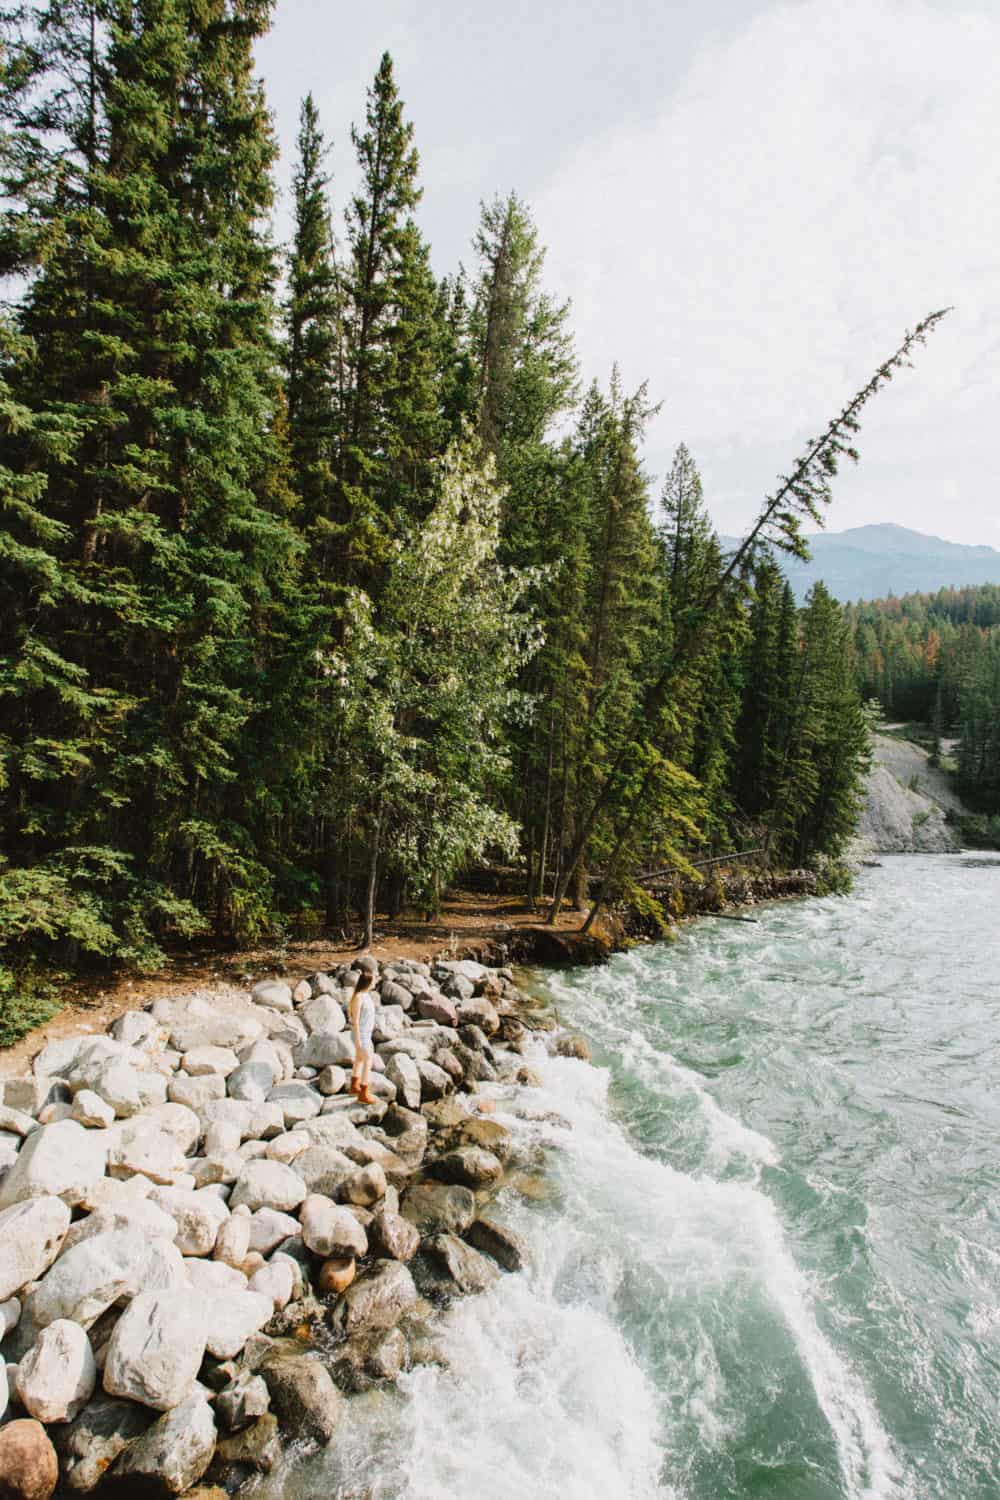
533,0,1000,546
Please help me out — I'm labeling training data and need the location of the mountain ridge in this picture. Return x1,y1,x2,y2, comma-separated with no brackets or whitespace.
718,523,1000,603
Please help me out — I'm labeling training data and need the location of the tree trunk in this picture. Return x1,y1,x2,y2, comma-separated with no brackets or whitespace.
363,798,384,950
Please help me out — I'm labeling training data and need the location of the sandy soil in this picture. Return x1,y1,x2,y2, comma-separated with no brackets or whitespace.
853,732,968,855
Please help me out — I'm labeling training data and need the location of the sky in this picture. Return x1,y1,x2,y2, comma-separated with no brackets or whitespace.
257,0,1000,548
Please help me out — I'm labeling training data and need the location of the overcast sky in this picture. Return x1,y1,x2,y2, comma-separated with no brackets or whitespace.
258,0,999,548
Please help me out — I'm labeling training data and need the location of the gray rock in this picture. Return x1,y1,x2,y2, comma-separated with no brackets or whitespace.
344,1162,387,1207
2,1075,68,1116
230,1161,306,1214
440,973,476,1002
330,1260,418,1336
300,995,345,1035
429,1146,504,1189
55,1393,152,1493
0,1120,107,1209
169,1016,263,1053
368,1208,419,1263
248,1260,294,1310
0,1197,70,1302
309,972,337,996
110,1389,216,1494
292,1145,355,1198
455,997,501,1035
0,1105,38,1140
251,980,293,1013
182,1045,239,1078
267,1081,322,1125
415,1060,452,1102
260,1353,342,1444
16,1319,96,1422
213,1410,282,1479
401,1180,476,1237
420,1233,499,1296
465,1215,529,1272
27,1229,185,1331
264,1130,310,1164
300,1195,367,1258
184,1259,247,1297
71,1090,116,1129
225,1061,273,1103
316,1066,347,1097
59,1198,178,1255
372,1005,406,1043
103,1291,206,1410
379,980,413,1011
294,1030,355,1070
110,1012,158,1048
106,1125,186,1186
215,1373,269,1433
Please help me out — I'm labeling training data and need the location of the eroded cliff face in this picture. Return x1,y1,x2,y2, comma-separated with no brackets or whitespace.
853,733,966,855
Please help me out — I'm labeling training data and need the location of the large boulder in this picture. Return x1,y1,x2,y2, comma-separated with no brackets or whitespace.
251,980,293,1014
103,1291,206,1411
71,1091,116,1130
300,996,345,1036
225,1062,272,1104
428,1147,504,1189
292,1145,356,1198
294,1031,355,1070
0,1420,58,1500
329,1260,417,1337
201,1291,273,1360
415,1060,452,1102
106,1125,187,1186
16,1320,96,1423
419,1233,499,1297
455,997,501,1036
54,1393,152,1493
415,993,459,1028
166,1073,225,1111
0,1121,106,1210
247,1207,300,1257
266,1082,322,1127
368,1209,419,1263
229,1161,306,1214
109,1390,216,1496
149,1188,228,1257
464,1216,529,1272
214,1373,269,1433
181,1047,238,1079
26,1230,184,1331
299,1196,367,1259
259,1354,341,1445
372,1006,405,1044
401,1180,475,1237
0,1198,70,1302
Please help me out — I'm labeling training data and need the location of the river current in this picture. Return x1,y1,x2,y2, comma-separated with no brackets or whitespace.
262,853,1000,1500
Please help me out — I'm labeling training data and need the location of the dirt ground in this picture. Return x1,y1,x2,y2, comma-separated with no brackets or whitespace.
0,892,587,1078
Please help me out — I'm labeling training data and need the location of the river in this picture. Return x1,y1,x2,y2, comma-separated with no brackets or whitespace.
260,853,1000,1499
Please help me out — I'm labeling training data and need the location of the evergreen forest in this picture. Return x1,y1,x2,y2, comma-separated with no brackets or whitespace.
0,2,945,1007
848,585,1000,818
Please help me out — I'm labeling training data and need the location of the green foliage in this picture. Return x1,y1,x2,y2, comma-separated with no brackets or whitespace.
0,21,942,975
0,965,59,1048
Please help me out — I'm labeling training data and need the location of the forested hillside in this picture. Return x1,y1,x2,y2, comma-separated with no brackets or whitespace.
0,3,941,993
847,585,1000,817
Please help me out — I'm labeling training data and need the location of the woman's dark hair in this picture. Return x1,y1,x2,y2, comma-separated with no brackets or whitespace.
353,969,375,993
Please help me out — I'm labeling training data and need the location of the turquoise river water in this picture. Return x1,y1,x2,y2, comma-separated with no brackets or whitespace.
262,853,1000,1500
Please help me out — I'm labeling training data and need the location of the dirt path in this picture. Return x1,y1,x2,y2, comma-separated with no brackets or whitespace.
0,892,589,1078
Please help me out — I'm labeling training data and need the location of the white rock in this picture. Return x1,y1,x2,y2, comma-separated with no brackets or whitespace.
167,1073,226,1110
16,1318,96,1422
301,995,345,1036
204,1121,241,1157
237,1038,285,1082
247,1207,299,1256
224,1061,272,1103
107,1125,187,1185
292,979,312,1006
2,1075,66,1115
78,1175,151,1213
251,979,294,1013
185,1258,248,1295
60,1198,179,1254
248,1260,294,1309
372,1005,406,1043
135,1072,168,1109
32,1037,88,1078
0,1120,107,1209
386,1053,422,1110
103,1289,206,1410
170,1016,264,1053
265,1130,310,1164
236,1139,270,1162
192,1154,242,1188
230,1160,306,1214
149,1187,229,1256
214,1215,252,1268
72,1089,115,1129
201,1289,274,1359
37,1101,74,1124
0,1197,70,1301
300,1194,368,1258
27,1228,185,1330
111,1011,158,1047
0,1298,20,1338
0,1134,20,1171
0,1105,38,1140
113,1389,216,1491
183,1045,239,1078
267,1081,322,1126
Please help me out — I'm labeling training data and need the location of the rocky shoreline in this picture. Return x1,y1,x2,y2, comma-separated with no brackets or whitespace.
0,956,584,1499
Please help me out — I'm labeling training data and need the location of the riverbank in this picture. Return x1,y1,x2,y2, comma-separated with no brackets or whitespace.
0,955,590,1498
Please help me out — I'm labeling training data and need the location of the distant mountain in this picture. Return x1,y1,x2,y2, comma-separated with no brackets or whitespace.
719,524,1000,604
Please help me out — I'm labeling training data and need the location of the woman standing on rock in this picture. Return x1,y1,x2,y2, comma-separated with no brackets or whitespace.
349,968,377,1104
